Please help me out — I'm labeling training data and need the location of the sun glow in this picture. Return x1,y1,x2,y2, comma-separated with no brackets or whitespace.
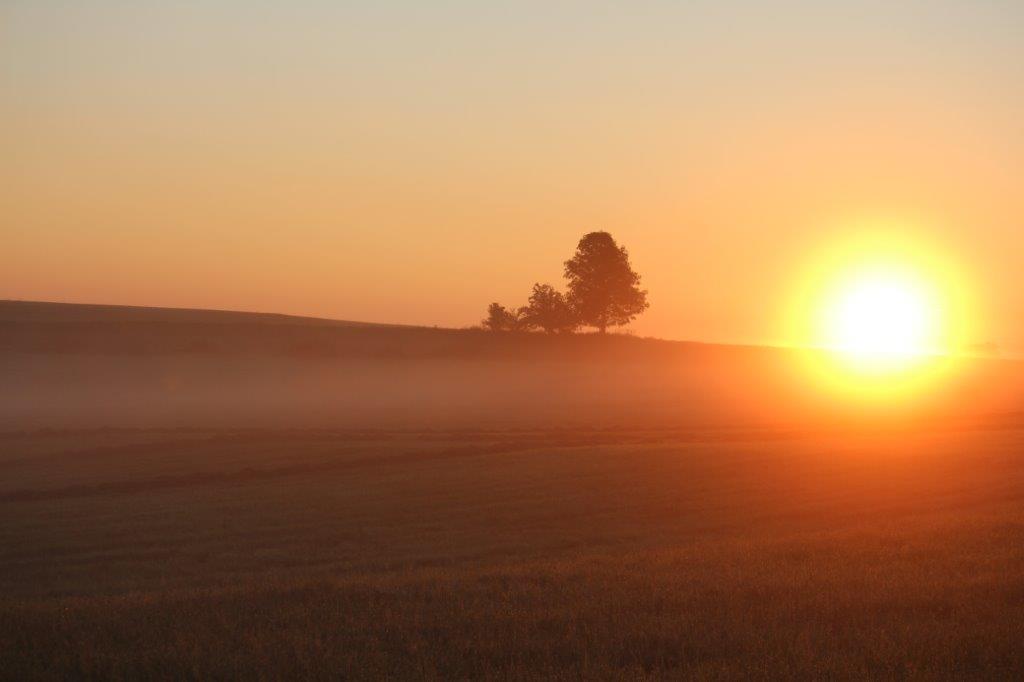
786,223,980,400
822,269,939,360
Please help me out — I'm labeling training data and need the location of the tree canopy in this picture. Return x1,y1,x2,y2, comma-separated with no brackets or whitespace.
481,231,648,334
564,232,648,333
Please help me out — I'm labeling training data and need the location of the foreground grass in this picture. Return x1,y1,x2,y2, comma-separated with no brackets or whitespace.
1,425,1023,679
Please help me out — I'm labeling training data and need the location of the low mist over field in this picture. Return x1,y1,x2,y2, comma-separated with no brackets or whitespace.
3,301,1021,432
3,302,1024,677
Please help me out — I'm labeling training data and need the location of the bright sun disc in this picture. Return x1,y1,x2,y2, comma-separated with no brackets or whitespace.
784,224,981,401
824,272,938,360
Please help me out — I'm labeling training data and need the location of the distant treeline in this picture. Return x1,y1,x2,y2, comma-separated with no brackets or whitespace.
482,232,648,334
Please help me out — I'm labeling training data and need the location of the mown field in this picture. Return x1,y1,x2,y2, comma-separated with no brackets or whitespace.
2,422,1023,679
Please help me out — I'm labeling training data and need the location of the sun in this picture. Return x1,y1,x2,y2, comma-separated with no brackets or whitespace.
823,270,939,360
787,226,973,365
783,223,982,399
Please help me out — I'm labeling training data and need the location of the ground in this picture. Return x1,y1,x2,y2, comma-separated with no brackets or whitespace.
2,423,1023,679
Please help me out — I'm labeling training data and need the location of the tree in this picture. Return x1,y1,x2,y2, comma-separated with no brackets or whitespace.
520,283,576,334
482,302,523,332
564,231,648,333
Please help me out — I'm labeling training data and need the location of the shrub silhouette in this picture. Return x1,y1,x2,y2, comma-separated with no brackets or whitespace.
520,283,576,334
564,232,648,333
482,303,523,332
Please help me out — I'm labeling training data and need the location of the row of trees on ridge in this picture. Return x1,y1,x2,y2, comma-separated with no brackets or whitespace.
483,232,649,334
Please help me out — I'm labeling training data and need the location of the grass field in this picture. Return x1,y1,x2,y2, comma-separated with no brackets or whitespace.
3,422,1023,679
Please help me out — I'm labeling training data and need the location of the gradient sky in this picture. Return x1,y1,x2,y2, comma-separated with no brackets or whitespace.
3,1,1022,347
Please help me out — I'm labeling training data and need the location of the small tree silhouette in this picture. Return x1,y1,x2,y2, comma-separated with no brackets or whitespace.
564,232,648,333
520,283,576,334
482,303,522,332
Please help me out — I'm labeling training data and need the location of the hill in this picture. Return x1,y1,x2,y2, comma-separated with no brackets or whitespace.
0,299,746,360
0,300,436,357
1,300,1020,432
0,300,395,327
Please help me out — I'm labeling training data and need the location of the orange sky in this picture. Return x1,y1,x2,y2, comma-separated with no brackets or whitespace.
3,2,1022,349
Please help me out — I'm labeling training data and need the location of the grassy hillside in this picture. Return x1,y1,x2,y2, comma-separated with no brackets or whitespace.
0,299,743,360
0,301,797,431
2,423,1022,678
2,301,1022,432
0,300,434,357
0,300,385,326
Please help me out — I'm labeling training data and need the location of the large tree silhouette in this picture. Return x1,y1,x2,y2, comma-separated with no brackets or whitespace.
564,232,648,333
520,283,576,334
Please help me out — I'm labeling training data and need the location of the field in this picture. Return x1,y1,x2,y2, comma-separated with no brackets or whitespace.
3,422,1024,679
3,302,1024,679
